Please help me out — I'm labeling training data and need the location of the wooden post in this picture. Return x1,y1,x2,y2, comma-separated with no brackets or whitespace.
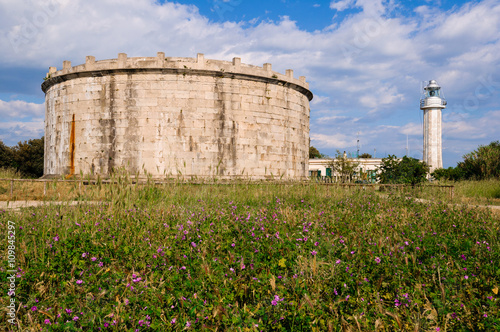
10,180,13,198
44,182,47,196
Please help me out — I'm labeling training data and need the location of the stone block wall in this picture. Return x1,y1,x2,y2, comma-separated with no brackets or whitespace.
42,53,313,179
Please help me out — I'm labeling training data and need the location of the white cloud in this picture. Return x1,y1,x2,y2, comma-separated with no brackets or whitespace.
330,0,356,11
310,133,352,148
0,100,44,119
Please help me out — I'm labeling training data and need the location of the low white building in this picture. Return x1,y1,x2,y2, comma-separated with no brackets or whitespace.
308,158,384,183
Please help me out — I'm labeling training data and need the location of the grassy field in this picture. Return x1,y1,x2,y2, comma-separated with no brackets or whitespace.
0,179,499,331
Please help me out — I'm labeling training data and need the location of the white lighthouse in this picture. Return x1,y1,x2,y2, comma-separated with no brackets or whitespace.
420,80,446,173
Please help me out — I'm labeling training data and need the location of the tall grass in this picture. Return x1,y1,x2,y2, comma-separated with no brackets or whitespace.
455,179,500,203
0,180,498,331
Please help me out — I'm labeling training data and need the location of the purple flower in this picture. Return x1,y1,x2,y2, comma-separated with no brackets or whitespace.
375,257,381,264
231,243,235,247
191,242,197,247
171,318,176,324
31,306,37,312
76,280,83,285
464,275,469,280
91,257,97,261
311,250,317,256
82,253,87,258
44,319,51,325
73,316,79,321
53,235,59,242
65,309,72,314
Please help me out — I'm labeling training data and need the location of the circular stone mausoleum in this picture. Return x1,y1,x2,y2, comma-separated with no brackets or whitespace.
41,52,313,179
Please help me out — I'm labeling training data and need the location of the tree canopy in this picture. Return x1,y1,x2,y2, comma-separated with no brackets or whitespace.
309,146,323,159
328,150,359,183
432,141,500,181
1,137,44,178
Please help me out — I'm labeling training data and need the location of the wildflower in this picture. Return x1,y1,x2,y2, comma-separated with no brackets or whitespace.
82,253,87,258
65,309,72,314
191,242,197,247
171,318,176,324
336,259,341,264
53,235,59,242
44,319,51,325
91,257,97,261
186,321,191,327
31,306,37,312
98,262,104,267
314,241,319,246
231,243,235,247
464,275,469,280
76,279,83,285
483,313,488,317
311,250,317,256
375,257,381,264
73,316,79,321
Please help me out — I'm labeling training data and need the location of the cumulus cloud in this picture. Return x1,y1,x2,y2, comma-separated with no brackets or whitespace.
0,99,44,119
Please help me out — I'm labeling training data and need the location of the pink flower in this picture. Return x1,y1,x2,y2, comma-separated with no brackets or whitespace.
76,280,83,285
464,275,469,280
171,318,176,324
311,250,317,256
375,257,381,264
44,319,51,325
31,306,37,311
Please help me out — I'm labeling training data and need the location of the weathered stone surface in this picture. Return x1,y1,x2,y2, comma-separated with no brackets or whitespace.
42,53,312,179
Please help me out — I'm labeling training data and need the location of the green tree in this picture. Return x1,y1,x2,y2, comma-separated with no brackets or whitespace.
431,167,465,181
378,155,429,186
0,140,14,168
359,153,372,158
309,146,322,159
328,150,359,183
456,141,500,180
11,137,45,178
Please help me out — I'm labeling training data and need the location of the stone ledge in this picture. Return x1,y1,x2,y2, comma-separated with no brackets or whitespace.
43,53,312,99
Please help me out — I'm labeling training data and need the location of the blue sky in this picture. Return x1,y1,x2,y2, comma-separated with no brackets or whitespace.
1,0,499,167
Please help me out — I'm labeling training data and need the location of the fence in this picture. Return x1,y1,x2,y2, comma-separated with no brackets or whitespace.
0,177,455,201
